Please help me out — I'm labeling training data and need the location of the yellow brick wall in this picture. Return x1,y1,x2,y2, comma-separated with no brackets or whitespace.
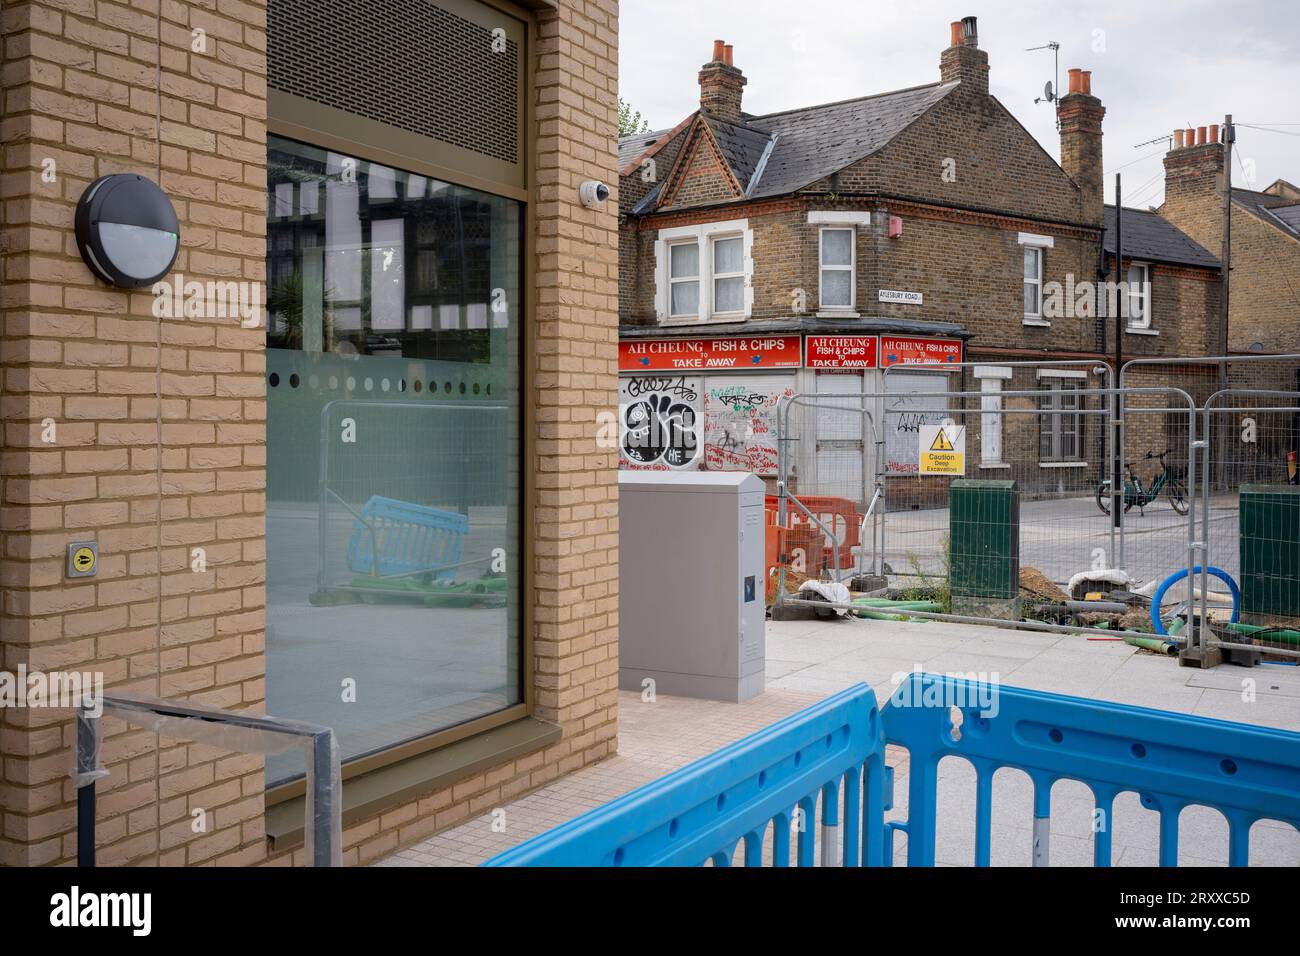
2,0,620,867
1,0,269,867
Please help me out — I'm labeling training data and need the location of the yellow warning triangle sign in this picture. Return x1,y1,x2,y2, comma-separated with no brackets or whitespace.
930,429,954,451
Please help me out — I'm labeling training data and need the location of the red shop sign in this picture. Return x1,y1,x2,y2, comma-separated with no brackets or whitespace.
805,335,879,369
879,335,963,367
620,335,802,372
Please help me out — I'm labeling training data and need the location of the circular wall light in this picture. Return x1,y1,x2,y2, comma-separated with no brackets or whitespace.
74,174,180,288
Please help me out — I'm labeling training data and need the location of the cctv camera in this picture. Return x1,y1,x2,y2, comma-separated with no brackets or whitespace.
579,180,610,207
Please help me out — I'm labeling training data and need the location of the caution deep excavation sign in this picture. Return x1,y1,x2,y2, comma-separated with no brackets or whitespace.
918,423,965,475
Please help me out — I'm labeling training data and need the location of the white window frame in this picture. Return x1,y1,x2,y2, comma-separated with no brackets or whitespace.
710,234,746,319
808,211,870,317
818,226,856,313
654,219,753,325
666,239,700,320
1018,232,1053,327
1022,245,1045,324
1125,261,1154,332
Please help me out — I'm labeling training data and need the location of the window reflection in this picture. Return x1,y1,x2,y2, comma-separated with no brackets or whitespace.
264,137,522,787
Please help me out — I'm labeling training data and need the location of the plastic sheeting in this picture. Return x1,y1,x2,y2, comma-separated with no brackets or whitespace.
797,579,853,615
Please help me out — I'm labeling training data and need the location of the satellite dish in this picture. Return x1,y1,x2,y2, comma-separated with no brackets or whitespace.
1044,81,1055,102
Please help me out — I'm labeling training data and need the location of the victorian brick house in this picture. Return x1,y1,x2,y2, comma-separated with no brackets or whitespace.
616,16,1223,493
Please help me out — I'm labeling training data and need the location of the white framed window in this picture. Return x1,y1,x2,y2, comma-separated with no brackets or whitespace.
668,240,700,318
819,227,855,311
1023,246,1044,321
808,212,869,316
655,219,752,324
1126,262,1152,330
711,235,745,315
1018,232,1053,326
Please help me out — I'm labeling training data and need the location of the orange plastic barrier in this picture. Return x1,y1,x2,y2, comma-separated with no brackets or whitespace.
765,494,862,568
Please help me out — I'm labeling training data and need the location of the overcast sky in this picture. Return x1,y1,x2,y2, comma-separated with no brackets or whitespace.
619,0,1300,208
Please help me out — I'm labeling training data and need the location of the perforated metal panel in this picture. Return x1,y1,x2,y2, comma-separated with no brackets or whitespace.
269,0,521,166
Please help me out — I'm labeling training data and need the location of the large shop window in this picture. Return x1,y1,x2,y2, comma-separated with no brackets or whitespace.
264,136,522,787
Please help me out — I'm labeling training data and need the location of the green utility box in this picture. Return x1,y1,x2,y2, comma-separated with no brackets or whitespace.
1239,485,1300,624
949,480,1019,620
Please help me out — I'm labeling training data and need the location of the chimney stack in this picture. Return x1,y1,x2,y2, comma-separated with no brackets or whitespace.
1058,66,1106,225
698,39,746,124
939,16,989,94
1163,118,1226,212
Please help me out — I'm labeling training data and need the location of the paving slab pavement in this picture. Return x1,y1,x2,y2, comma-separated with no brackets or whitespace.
379,613,1300,867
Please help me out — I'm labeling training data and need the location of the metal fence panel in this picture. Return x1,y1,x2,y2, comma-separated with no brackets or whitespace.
775,385,1199,642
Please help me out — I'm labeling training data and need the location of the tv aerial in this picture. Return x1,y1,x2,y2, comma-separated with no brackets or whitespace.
1026,41,1061,128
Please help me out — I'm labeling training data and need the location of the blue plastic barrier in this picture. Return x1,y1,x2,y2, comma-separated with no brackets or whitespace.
483,683,887,867
882,672,1300,866
346,495,468,582
482,673,1300,867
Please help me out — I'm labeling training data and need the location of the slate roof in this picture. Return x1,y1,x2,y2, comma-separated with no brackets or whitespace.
616,81,959,211
740,82,959,199
702,115,773,194
618,128,673,171
1103,205,1219,269
1269,203,1300,235
1232,187,1300,240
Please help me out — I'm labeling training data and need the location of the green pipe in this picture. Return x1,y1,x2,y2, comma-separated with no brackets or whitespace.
853,598,942,609
1122,634,1178,656
852,600,942,612
853,609,918,621
1224,622,1300,647
852,599,943,621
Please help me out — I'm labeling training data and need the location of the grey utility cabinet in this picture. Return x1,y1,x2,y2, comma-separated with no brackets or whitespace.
618,471,766,702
